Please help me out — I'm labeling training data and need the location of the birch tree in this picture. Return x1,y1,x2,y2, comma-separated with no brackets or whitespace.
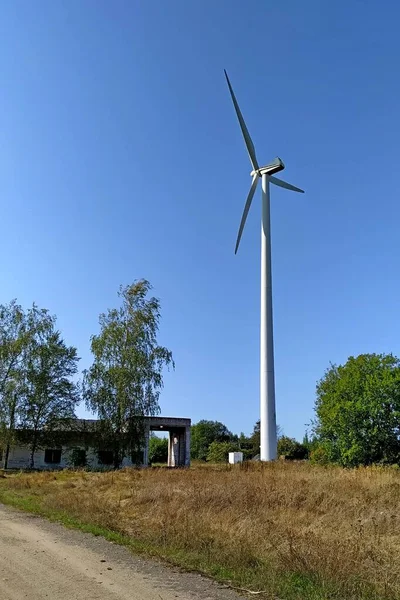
21,318,80,468
83,280,173,468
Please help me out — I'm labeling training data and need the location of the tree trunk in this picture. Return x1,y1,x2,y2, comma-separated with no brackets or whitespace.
4,395,17,470
4,443,10,470
29,433,38,469
29,446,36,469
113,444,121,470
113,419,122,469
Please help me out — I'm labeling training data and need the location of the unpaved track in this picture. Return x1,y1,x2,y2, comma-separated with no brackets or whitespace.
0,504,245,600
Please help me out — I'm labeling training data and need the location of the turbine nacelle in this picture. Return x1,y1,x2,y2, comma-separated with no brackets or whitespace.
251,157,285,178
224,69,305,254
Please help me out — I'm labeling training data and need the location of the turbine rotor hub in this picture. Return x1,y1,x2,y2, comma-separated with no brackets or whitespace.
251,157,285,178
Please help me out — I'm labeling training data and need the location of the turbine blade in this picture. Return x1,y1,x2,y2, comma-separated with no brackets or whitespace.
235,175,259,254
224,70,259,172
269,176,304,193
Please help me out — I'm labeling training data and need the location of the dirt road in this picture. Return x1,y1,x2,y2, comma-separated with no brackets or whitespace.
0,504,245,600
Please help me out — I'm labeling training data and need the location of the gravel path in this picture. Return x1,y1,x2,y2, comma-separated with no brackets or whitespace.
0,504,245,600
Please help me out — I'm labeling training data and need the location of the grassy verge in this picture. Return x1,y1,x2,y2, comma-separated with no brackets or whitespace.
0,463,399,600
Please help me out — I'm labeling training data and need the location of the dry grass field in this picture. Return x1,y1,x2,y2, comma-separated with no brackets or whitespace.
0,462,399,600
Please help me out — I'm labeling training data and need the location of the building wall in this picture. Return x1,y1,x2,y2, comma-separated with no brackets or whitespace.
0,446,69,470
0,445,135,470
0,417,191,470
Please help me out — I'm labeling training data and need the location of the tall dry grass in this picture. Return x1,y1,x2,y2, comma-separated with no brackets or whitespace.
2,462,400,599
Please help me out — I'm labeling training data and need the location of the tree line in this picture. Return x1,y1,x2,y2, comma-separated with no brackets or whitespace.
0,280,173,469
187,419,308,464
187,353,400,467
2,280,400,469
148,419,309,465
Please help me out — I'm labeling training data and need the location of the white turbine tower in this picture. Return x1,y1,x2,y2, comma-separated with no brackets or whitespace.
225,70,304,461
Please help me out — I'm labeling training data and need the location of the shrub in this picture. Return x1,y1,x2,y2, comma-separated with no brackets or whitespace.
310,445,330,465
206,441,238,463
68,447,87,468
277,436,309,460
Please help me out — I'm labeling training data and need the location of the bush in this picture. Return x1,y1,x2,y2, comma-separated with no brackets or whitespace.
191,420,234,461
277,436,309,460
149,436,168,464
309,445,330,465
68,447,87,468
206,441,239,463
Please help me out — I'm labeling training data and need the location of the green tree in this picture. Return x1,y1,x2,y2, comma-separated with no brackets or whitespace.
148,436,168,464
191,420,233,461
314,354,400,467
0,302,80,469
249,420,283,457
20,312,80,469
0,301,26,393
277,436,308,460
237,432,254,459
83,280,173,469
206,440,239,463
0,301,29,467
302,430,320,456
0,302,67,468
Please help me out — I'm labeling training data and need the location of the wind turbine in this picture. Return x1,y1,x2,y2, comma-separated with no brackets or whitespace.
224,70,304,461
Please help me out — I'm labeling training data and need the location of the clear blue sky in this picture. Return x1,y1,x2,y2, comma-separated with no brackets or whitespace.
1,1,400,440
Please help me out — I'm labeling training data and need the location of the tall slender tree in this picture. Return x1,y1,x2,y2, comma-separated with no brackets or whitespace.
0,302,80,468
83,280,173,468
0,301,32,468
20,318,80,468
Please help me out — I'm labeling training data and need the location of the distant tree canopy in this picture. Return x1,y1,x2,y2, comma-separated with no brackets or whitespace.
83,280,173,469
313,353,400,467
191,419,304,463
11,297,400,473
148,436,168,464
191,420,234,461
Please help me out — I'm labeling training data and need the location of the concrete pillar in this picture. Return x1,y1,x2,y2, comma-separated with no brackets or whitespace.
167,428,190,467
143,426,150,467
179,432,185,465
168,431,180,467
184,425,191,466
167,432,172,467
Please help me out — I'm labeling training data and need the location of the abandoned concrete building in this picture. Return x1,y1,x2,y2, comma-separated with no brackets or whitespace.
0,416,191,470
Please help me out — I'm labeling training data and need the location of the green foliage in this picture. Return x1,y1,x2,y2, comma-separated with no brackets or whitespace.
277,436,309,460
314,354,400,467
0,300,32,467
309,444,330,465
22,325,80,468
206,440,238,463
0,301,79,468
236,432,254,460
148,436,168,464
191,420,233,461
83,280,173,469
68,447,87,468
